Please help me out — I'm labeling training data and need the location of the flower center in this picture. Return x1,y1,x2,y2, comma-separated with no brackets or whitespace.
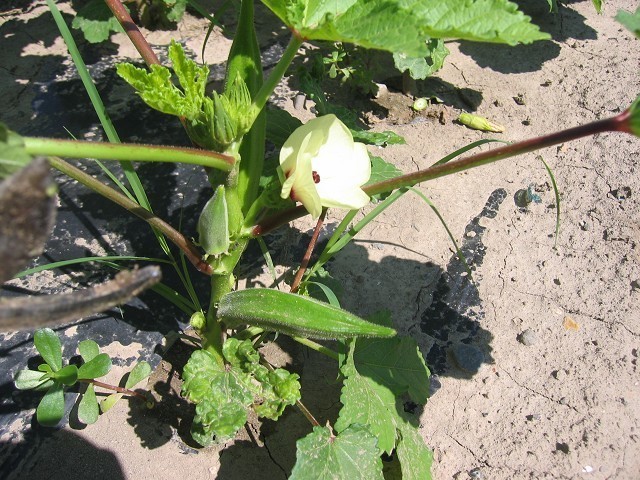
312,171,320,184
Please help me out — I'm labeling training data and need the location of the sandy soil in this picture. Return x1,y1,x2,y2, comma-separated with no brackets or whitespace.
1,0,639,479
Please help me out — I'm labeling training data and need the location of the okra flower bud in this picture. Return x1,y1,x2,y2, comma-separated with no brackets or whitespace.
279,114,371,218
458,113,505,133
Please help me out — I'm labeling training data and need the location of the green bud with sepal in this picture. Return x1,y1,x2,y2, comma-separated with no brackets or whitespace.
225,74,253,135
198,185,231,257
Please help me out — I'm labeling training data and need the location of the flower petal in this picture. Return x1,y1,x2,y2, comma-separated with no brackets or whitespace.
316,180,370,210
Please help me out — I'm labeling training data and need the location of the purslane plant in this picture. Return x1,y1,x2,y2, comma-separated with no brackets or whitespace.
3,0,639,477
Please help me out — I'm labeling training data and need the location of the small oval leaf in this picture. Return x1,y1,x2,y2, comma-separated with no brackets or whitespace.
78,383,99,424
14,369,52,391
78,353,112,380
36,383,65,427
124,361,152,389
78,340,100,362
34,328,62,372
51,364,78,386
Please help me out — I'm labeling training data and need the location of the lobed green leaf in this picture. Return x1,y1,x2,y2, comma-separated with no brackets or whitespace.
72,0,125,43
290,424,383,479
616,6,640,39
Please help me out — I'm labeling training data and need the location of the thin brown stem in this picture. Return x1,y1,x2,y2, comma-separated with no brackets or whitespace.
49,156,212,275
79,378,148,401
104,0,160,66
290,210,326,294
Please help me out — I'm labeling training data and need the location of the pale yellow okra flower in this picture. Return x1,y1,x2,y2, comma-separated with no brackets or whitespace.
279,114,371,218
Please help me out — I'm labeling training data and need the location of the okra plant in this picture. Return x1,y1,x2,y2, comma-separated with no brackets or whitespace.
3,0,640,478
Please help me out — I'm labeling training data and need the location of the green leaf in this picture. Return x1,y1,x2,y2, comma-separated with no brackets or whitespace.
116,41,208,120
164,0,188,22
71,0,125,43
592,0,603,14
125,361,152,389
182,349,254,446
266,108,303,148
351,129,406,147
365,155,402,201
51,364,78,386
37,383,65,427
393,39,450,80
628,95,640,138
396,422,433,480
616,7,640,39
78,353,112,380
262,0,548,57
335,346,399,453
78,383,100,424
78,340,100,362
34,328,62,372
290,424,383,480
0,123,31,180
14,369,54,391
223,338,301,420
100,393,123,413
352,335,431,403
404,0,551,45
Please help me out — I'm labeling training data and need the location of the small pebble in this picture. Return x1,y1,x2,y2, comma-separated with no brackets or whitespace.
559,397,568,405
517,329,538,346
293,93,306,110
468,467,483,479
452,344,484,373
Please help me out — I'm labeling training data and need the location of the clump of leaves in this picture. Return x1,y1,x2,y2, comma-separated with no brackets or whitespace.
14,328,151,426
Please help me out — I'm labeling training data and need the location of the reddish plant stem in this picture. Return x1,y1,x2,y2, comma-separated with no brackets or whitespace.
49,156,212,275
104,0,160,66
79,378,148,401
290,210,326,294
251,110,633,236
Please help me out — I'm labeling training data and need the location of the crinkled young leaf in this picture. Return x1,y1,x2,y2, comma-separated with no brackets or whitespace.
393,39,450,80
78,340,100,363
78,383,99,424
34,328,62,372
182,349,254,446
116,42,208,120
290,424,383,480
37,383,65,427
14,369,53,391
616,6,640,39
78,353,112,380
72,0,125,43
396,421,433,480
223,338,301,420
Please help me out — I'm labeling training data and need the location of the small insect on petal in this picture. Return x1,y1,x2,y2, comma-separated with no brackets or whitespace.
458,113,505,133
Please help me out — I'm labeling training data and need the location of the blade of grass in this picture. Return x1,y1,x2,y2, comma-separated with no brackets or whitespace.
256,237,278,286
306,281,340,307
408,187,473,280
15,256,171,278
430,139,508,167
538,156,561,248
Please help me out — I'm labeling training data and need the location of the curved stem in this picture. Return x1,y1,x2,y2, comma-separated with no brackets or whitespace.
49,156,213,275
291,336,340,361
104,0,160,66
290,210,326,293
248,34,304,124
79,378,148,401
24,137,235,171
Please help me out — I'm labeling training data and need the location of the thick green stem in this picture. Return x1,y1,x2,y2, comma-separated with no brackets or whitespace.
48,156,212,275
24,137,234,171
203,274,235,366
248,35,304,124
